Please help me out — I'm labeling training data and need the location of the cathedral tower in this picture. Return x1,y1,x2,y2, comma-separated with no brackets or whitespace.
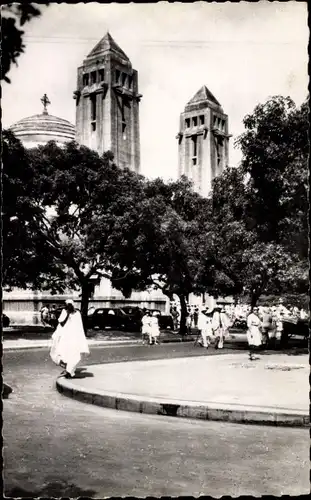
177,86,230,196
74,32,141,172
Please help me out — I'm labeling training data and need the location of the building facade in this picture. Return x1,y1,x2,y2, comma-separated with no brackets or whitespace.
177,86,230,197
74,32,141,173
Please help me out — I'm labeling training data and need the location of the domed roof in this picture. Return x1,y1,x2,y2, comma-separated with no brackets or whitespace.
9,95,75,146
10,113,75,145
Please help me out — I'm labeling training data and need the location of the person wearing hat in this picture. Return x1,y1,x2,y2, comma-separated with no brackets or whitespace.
50,299,89,378
211,303,231,349
197,306,214,349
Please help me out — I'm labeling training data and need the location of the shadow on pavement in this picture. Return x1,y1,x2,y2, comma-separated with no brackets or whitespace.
5,481,97,498
72,371,94,379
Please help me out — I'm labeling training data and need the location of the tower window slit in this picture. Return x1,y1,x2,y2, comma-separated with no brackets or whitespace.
83,73,89,86
116,69,120,84
192,135,198,165
99,69,105,82
128,75,133,89
121,72,127,87
91,71,97,84
90,94,97,121
192,116,197,127
185,118,190,128
200,115,205,125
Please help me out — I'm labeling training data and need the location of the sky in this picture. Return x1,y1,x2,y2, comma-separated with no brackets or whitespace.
2,1,308,180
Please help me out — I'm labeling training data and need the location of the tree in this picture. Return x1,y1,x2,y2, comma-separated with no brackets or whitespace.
1,3,48,83
2,130,53,289
235,95,308,252
203,96,309,307
108,176,212,334
2,135,146,329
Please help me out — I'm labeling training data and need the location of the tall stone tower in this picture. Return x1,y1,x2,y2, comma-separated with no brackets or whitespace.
74,32,141,173
177,86,230,196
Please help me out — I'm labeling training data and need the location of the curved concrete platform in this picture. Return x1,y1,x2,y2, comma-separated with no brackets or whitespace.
56,353,310,427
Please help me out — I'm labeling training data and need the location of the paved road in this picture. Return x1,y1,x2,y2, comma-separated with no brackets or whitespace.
3,344,309,497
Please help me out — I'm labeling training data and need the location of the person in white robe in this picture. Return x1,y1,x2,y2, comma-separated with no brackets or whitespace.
212,305,231,349
246,307,263,360
198,308,214,349
141,311,151,344
50,299,89,378
149,312,160,345
275,298,290,341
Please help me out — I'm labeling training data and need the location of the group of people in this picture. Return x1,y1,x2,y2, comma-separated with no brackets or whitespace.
141,311,161,345
40,304,58,328
195,297,308,360
196,304,232,349
47,296,308,377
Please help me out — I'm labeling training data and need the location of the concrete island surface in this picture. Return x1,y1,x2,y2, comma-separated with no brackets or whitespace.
57,353,309,428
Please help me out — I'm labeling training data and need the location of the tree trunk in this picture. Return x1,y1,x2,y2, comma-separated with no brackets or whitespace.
250,289,260,310
178,294,188,337
80,282,90,334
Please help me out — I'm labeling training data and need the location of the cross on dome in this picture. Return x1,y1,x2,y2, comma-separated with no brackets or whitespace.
41,94,51,114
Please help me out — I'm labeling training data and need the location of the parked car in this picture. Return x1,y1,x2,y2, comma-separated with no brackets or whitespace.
3,313,10,328
281,318,309,346
87,308,134,331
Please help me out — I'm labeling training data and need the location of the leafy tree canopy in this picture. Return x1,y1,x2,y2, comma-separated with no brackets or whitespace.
1,3,48,83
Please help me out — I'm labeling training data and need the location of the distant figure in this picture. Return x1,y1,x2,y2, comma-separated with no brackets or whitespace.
193,307,199,328
186,306,192,333
49,305,58,329
171,306,179,331
50,299,89,378
247,307,263,361
300,308,308,320
198,308,214,349
212,305,231,349
261,306,273,347
41,305,50,326
149,312,160,345
141,311,151,344
275,298,290,343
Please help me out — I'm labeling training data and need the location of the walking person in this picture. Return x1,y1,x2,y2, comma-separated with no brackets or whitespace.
261,306,273,348
49,304,58,329
212,304,231,349
141,310,151,344
197,307,214,349
149,311,160,345
246,306,263,361
41,304,50,326
50,299,89,378
275,298,290,346
171,306,179,331
186,306,192,334
193,307,199,329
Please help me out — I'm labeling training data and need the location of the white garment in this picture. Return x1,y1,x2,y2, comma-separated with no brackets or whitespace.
50,309,89,375
212,311,230,348
198,313,213,347
149,316,160,341
141,315,151,335
246,313,262,346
